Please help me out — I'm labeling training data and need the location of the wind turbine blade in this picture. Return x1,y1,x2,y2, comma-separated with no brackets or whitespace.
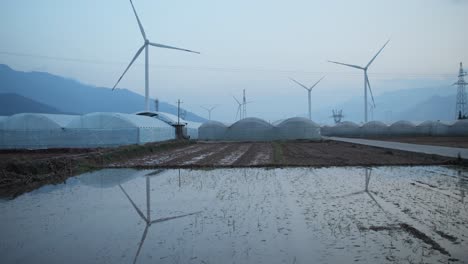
289,77,309,91
150,211,202,224
200,106,209,111
365,39,390,69
133,225,149,264
149,42,200,54
328,60,364,70
366,74,376,107
129,0,147,40
310,76,325,90
119,184,148,223
113,44,145,90
232,96,241,105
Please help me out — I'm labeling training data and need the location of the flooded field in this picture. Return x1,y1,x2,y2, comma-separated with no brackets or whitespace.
1,166,467,264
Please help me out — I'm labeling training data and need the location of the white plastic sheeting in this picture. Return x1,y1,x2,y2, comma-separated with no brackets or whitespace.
324,121,360,137
225,118,275,141
360,121,388,137
3,113,76,130
275,117,321,140
198,121,227,140
388,121,417,136
0,112,175,149
199,117,321,141
448,120,468,136
416,121,450,136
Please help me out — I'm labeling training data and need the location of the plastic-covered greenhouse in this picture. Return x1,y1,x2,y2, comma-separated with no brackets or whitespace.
448,120,468,136
275,117,321,140
0,112,175,149
225,118,275,141
198,121,228,140
198,117,322,141
326,121,360,137
360,121,388,137
388,121,417,136
416,120,449,136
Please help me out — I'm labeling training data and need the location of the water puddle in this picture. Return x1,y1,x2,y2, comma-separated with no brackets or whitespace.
1,166,467,263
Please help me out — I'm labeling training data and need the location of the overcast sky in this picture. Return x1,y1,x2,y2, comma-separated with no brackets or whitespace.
1,0,467,122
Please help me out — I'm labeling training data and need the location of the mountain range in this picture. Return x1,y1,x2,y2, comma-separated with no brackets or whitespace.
0,64,206,122
0,63,461,124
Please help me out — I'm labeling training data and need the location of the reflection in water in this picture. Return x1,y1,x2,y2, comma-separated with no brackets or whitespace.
119,169,201,264
1,166,468,263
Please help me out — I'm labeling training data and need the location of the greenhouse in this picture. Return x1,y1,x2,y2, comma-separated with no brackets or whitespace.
198,121,228,140
66,112,175,147
0,113,78,149
0,112,175,149
326,121,360,137
225,118,275,141
275,117,321,140
416,120,450,136
360,121,388,137
388,121,417,136
448,120,468,136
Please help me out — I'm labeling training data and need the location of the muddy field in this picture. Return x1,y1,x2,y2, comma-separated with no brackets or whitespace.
0,140,463,198
110,140,456,168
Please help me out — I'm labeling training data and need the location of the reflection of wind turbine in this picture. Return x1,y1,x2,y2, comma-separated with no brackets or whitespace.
119,170,201,264
289,76,325,120
328,40,390,123
112,0,200,112
233,96,243,120
200,105,217,120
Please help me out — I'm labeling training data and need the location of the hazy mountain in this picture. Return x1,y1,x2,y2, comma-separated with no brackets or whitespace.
312,85,457,124
0,93,67,115
0,64,206,122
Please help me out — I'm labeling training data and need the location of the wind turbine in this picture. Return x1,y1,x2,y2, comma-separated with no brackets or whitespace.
289,76,325,120
200,105,217,120
112,0,200,112
119,170,201,264
233,96,243,120
328,40,390,123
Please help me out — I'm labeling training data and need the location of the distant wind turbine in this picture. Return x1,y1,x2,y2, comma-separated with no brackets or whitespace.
200,105,217,120
289,76,325,120
112,0,200,112
233,96,243,120
328,40,390,123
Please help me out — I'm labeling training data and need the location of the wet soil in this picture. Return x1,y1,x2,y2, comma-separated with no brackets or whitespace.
369,137,468,148
111,140,458,169
0,140,193,198
1,140,463,198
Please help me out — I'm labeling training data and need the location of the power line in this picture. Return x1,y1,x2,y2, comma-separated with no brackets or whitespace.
0,50,454,78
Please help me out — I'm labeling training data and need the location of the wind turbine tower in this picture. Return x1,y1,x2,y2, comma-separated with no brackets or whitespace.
454,62,467,119
289,76,325,120
329,40,390,123
242,89,247,118
112,0,200,112
233,96,243,120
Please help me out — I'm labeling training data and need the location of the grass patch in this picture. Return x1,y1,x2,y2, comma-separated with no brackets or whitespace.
272,141,284,164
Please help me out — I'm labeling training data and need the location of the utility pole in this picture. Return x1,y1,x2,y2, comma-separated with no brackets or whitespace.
454,62,467,119
177,99,183,125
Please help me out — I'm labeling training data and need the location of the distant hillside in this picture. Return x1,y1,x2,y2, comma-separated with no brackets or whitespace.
0,64,206,122
311,85,457,124
0,93,66,115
